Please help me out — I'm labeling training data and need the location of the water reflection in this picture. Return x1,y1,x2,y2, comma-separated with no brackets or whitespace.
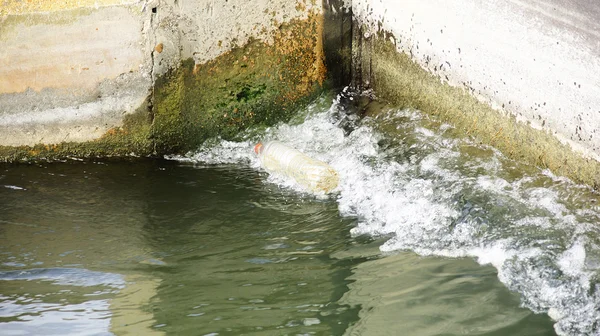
140,165,359,335
0,160,165,336
0,160,360,335
339,251,555,336
2,93,589,335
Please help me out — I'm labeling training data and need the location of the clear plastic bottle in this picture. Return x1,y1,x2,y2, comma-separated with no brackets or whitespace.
254,141,339,194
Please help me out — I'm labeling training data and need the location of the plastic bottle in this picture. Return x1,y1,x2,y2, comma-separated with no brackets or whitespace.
254,141,339,194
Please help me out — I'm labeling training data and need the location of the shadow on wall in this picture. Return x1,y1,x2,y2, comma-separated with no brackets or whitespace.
322,0,353,90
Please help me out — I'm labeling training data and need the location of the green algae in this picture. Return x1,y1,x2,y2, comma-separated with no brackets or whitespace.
0,15,326,161
151,14,326,154
368,35,600,189
0,101,154,161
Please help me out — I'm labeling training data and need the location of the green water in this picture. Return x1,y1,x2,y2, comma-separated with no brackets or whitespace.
0,158,554,335
6,93,600,335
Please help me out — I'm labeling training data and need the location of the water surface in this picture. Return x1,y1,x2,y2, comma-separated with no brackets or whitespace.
2,93,599,335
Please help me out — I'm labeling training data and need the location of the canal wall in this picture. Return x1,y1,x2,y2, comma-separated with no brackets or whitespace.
0,0,326,159
2,0,598,187
351,0,600,188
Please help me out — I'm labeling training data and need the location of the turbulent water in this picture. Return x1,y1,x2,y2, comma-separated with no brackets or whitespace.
1,92,599,335
173,92,600,335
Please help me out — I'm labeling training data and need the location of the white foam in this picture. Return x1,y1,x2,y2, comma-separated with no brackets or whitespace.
558,240,587,279
2,185,26,190
171,96,600,335
469,240,517,269
166,139,255,166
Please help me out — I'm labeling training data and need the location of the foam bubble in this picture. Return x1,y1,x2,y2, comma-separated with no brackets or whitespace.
172,94,600,335
558,239,587,278
2,185,26,190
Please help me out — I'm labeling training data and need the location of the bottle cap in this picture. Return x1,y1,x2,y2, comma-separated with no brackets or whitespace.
254,143,263,155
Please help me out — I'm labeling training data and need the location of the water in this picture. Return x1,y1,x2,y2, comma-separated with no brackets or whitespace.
1,92,599,335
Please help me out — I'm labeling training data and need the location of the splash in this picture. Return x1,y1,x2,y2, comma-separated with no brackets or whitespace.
169,93,600,335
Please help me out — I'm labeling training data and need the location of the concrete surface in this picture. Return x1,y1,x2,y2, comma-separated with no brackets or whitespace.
0,0,320,148
352,0,600,165
0,5,151,146
176,0,318,64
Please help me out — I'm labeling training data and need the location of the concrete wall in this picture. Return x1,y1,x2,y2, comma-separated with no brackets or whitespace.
351,0,600,186
0,2,151,146
6,0,598,187
0,0,320,150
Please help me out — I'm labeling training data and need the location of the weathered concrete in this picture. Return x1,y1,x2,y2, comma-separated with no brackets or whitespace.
352,0,600,187
0,4,151,146
0,0,325,159
150,14,327,154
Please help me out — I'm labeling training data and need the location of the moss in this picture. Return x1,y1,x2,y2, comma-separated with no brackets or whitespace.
150,14,326,154
0,14,326,162
0,100,154,161
369,34,600,189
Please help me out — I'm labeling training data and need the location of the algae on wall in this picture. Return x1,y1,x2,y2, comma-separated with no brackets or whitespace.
151,14,327,154
0,14,326,161
365,34,600,189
